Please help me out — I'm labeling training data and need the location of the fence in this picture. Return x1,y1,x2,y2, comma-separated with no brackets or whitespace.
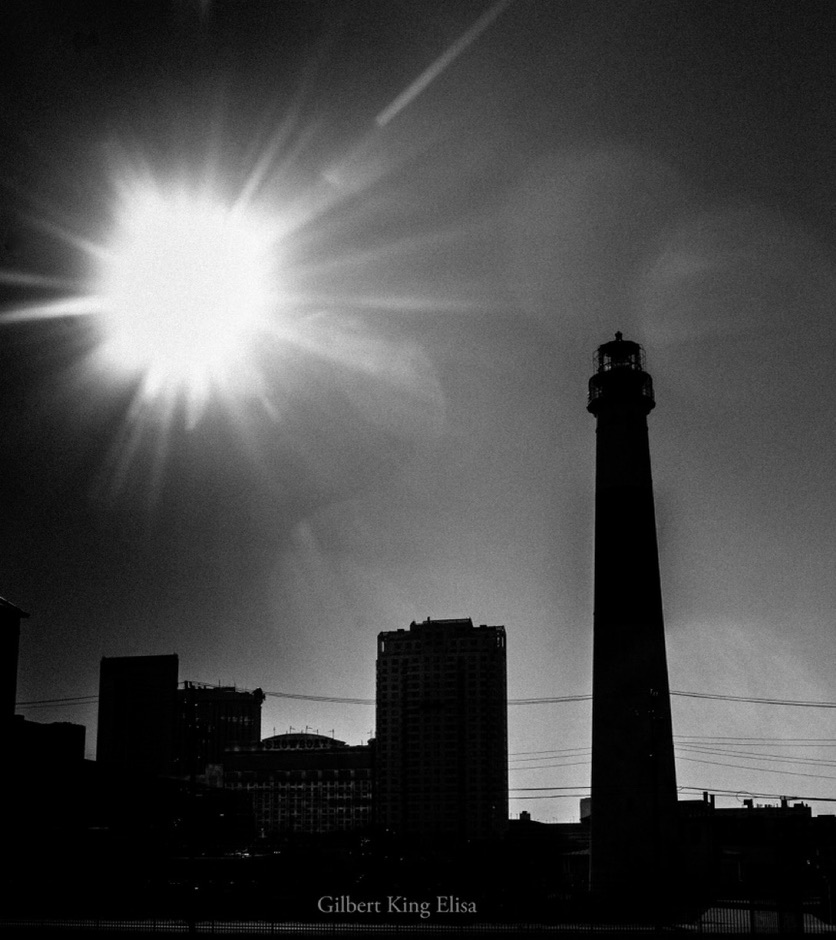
3,900,835,935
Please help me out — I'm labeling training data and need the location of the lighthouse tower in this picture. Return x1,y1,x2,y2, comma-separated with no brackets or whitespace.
587,333,678,911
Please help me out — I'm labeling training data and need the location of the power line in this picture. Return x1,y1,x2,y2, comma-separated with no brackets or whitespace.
511,691,836,707
508,748,836,775
17,685,836,710
679,785,836,803
257,688,836,708
15,696,98,708
678,737,836,746
264,689,373,705
676,754,836,781
678,745,836,768
510,749,591,762
671,690,836,708
510,747,591,756
509,759,591,771
509,695,591,704
511,794,589,800
508,738,836,757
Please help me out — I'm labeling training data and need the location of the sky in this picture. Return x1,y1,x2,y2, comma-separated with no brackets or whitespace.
2,0,836,823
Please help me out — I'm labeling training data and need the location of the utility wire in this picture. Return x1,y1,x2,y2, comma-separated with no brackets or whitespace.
511,788,836,803
677,738,836,746
510,750,591,763
510,759,591,771
677,734,836,741
508,738,836,757
676,754,836,781
15,696,98,708
671,690,836,708
678,785,836,803
509,749,836,773
512,794,589,800
677,745,836,767
256,687,836,708
17,686,836,709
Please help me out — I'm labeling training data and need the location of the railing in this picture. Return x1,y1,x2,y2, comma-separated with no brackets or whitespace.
587,370,655,409
3,903,835,934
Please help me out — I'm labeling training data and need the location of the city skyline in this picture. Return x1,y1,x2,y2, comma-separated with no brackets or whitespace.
3,0,836,826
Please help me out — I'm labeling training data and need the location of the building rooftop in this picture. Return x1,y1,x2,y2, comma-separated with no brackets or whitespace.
259,732,346,750
0,595,29,618
380,617,505,637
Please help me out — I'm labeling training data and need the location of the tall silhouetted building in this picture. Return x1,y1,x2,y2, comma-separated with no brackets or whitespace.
97,654,179,777
587,334,678,910
174,681,265,778
375,617,507,840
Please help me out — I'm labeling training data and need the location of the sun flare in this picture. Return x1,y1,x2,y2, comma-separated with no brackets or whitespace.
97,183,278,398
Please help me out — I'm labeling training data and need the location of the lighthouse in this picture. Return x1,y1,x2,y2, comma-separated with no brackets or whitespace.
587,333,678,911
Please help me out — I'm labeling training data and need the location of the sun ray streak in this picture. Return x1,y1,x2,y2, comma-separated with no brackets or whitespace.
1,297,105,322
0,271,82,291
376,0,515,126
29,219,112,262
236,108,321,211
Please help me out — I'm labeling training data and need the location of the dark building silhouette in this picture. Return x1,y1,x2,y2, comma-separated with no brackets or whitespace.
375,617,507,840
587,334,678,909
12,714,86,763
222,731,372,836
506,812,591,911
681,794,836,900
174,680,265,778
97,656,266,783
1,595,29,727
97,653,179,777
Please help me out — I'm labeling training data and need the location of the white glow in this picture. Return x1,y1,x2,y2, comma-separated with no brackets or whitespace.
97,184,277,398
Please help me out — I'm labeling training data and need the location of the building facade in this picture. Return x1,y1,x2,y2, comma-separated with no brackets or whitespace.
222,732,372,836
375,617,508,841
97,656,264,781
174,681,265,778
96,654,179,777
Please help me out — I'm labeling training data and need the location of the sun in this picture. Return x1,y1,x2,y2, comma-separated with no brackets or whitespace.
96,180,279,404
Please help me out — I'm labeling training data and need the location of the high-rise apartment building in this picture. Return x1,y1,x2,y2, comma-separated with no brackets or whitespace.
375,617,508,840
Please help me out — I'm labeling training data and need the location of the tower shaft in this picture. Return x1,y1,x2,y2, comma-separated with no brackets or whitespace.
587,335,678,909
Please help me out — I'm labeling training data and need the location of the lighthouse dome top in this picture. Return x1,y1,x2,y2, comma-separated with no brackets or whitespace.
587,332,655,414
593,332,646,375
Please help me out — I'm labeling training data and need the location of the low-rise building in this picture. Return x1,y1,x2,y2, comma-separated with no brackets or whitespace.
222,732,372,836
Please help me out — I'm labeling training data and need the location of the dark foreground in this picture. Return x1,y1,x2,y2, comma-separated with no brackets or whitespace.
2,903,835,938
